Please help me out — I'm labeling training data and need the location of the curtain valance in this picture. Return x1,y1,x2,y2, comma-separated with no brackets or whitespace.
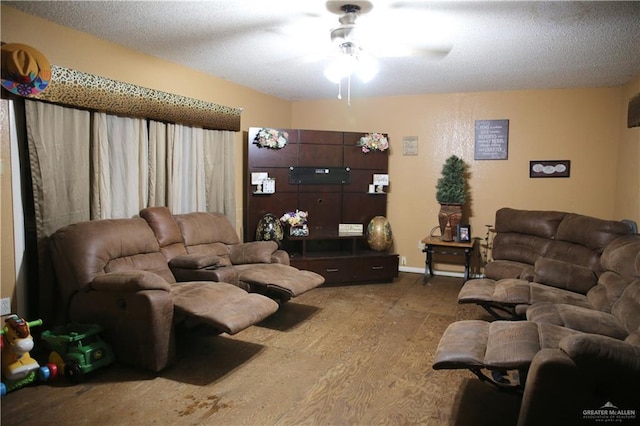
32,65,241,131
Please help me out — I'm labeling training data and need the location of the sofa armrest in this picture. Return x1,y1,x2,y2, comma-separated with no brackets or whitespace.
229,241,278,264
91,271,171,292
168,253,220,269
271,249,290,265
559,333,640,373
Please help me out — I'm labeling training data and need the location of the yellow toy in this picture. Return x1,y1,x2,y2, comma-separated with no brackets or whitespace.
1,315,42,381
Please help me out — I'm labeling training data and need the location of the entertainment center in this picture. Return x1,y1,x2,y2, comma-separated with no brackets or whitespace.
244,127,399,284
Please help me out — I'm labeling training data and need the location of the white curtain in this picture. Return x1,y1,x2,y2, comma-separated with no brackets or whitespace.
148,121,235,219
25,100,91,236
203,130,236,224
92,113,149,219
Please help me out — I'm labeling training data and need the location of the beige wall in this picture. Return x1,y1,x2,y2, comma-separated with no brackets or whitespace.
291,86,633,269
2,5,638,307
615,74,640,221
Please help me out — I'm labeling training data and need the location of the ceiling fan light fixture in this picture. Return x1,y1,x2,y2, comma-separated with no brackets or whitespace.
324,53,357,83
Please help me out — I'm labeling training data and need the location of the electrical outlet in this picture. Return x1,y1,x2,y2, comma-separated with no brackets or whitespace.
400,256,407,266
418,240,425,250
0,297,11,316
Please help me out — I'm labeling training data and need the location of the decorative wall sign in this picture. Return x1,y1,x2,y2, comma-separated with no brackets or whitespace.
529,160,571,178
474,119,509,160
402,136,419,156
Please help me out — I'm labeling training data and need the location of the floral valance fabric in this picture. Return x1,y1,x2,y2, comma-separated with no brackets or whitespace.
32,65,241,131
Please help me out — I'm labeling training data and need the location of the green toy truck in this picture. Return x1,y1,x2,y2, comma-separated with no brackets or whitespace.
40,323,114,382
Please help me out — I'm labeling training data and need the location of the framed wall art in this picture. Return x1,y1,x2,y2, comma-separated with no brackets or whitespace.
529,160,571,178
474,119,509,160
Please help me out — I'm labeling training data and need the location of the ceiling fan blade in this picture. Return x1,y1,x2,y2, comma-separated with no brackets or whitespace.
367,40,452,59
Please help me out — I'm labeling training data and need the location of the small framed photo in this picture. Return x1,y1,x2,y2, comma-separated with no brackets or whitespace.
457,224,471,242
530,160,570,178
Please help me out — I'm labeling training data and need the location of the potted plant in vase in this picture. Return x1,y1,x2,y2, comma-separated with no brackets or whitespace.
435,155,468,241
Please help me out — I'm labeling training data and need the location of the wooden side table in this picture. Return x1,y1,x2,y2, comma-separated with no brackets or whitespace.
421,236,475,283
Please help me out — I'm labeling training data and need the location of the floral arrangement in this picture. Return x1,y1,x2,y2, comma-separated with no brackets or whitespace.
358,132,389,153
280,210,308,227
254,128,288,149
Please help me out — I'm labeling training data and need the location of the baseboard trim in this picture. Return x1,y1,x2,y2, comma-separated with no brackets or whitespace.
398,267,485,280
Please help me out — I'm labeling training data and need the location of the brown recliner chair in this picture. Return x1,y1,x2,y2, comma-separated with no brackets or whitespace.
49,217,279,372
140,207,325,303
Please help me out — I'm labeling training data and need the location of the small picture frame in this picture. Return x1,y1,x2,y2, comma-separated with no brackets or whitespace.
457,224,471,242
530,160,571,178
262,178,276,193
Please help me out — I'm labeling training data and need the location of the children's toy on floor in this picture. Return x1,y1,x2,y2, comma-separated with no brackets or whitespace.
1,315,57,397
40,322,114,383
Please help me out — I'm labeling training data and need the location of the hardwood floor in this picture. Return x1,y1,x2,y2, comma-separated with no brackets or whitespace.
1,273,521,425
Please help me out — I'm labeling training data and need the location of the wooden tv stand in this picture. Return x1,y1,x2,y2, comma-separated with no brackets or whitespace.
244,127,399,285
286,230,399,284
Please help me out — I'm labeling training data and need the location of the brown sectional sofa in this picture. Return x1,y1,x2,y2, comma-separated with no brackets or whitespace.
48,209,324,372
140,207,325,302
458,207,633,319
49,217,280,372
432,208,640,425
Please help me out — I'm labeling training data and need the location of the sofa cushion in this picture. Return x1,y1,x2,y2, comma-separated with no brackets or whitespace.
493,208,565,238
600,235,640,280
491,233,552,266
527,282,592,308
139,206,187,261
229,241,277,265
175,212,241,246
91,270,172,292
527,302,628,340
168,253,220,269
484,259,532,280
586,270,630,313
611,281,640,336
555,213,632,253
559,333,640,373
533,257,597,295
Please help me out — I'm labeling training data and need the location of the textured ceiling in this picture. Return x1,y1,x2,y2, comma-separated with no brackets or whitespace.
5,1,640,101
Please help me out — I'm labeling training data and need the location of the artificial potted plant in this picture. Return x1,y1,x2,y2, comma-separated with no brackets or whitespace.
435,155,468,241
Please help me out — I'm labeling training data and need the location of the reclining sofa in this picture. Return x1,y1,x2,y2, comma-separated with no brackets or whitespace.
458,208,633,319
49,217,281,372
432,208,640,425
139,206,325,303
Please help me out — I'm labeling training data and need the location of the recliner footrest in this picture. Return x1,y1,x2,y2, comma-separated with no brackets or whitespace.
237,264,325,298
434,319,543,390
434,320,541,371
170,282,279,334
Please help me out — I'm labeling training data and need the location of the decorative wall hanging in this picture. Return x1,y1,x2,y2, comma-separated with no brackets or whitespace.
358,132,389,153
529,160,571,178
253,128,289,149
31,65,241,131
402,136,418,156
474,119,509,160
628,92,639,128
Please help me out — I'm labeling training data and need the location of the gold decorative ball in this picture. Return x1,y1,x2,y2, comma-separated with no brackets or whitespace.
366,216,393,252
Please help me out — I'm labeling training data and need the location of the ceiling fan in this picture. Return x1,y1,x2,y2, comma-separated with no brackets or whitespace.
323,0,452,103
